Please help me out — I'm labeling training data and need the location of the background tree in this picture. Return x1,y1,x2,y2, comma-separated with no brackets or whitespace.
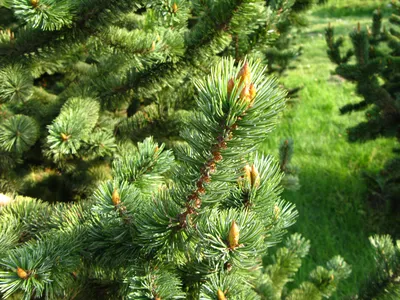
357,235,400,299
325,2,400,224
278,138,300,191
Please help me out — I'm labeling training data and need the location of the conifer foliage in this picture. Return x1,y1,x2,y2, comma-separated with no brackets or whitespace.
0,59,350,299
325,3,400,212
279,138,300,191
358,235,400,299
0,0,316,202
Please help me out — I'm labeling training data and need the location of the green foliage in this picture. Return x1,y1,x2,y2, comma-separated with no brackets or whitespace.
0,115,39,154
0,0,316,202
0,65,33,103
357,235,400,299
12,0,75,31
46,97,102,160
0,0,356,299
256,234,351,300
112,137,174,190
128,267,186,299
0,58,349,300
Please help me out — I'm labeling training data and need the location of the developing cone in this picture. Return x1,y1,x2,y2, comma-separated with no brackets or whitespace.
244,164,251,183
228,220,239,248
237,62,251,86
250,164,260,188
239,83,256,107
17,267,28,279
227,78,234,95
172,3,178,13
112,188,120,205
217,289,227,300
248,83,256,105
61,133,70,141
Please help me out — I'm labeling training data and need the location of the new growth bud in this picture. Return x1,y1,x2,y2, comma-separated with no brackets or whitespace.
217,289,227,300
227,78,234,96
112,188,120,205
250,164,260,188
236,63,257,108
17,267,28,279
228,220,240,249
61,133,70,141
243,164,260,188
244,164,251,182
172,3,178,13
237,62,251,86
239,83,257,107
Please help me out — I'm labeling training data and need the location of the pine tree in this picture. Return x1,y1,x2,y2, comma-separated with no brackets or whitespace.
264,0,315,76
279,138,300,191
0,59,349,300
0,0,317,202
325,2,400,214
357,235,400,299
255,233,350,299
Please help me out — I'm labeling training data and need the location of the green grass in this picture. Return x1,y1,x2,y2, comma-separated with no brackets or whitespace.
261,0,396,298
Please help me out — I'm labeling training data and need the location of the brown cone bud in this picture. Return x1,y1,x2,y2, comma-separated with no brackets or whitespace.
217,289,227,300
31,0,39,7
112,188,120,205
244,164,251,183
172,3,178,13
239,83,256,107
228,220,239,248
194,197,201,209
227,78,234,96
248,83,256,106
237,62,251,86
250,164,260,188
239,84,250,102
61,133,70,141
213,151,222,162
17,267,28,279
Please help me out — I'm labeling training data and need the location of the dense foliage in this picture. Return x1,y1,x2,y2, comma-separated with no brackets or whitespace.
357,235,400,299
0,58,352,299
0,0,316,203
3,0,397,298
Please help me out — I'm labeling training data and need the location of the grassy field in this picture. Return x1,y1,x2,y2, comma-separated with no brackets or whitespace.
261,0,397,298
